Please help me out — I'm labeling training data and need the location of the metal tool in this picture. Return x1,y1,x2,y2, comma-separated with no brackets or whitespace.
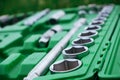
51,25,63,33
0,15,10,22
78,5,87,11
98,4,114,18
85,25,101,31
78,30,98,38
72,37,94,47
90,20,104,26
24,18,86,80
62,46,89,59
78,10,87,18
23,9,50,26
100,4,114,14
49,10,66,24
93,17,107,22
38,30,55,48
39,25,62,48
49,59,82,73
88,4,98,14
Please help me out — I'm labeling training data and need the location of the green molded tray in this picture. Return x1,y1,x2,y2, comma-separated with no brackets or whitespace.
0,5,120,80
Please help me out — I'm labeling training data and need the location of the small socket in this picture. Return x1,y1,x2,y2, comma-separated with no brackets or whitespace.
72,37,94,47
100,10,110,15
78,30,98,38
88,4,97,11
39,30,55,48
99,14,109,18
51,25,62,33
94,17,107,22
50,59,82,73
78,5,87,11
96,5,103,11
99,12,109,17
88,4,98,14
78,10,87,17
85,25,101,31
90,20,104,26
62,46,89,59
49,10,65,24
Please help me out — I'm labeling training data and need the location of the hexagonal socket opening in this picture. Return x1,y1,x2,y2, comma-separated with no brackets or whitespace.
62,46,89,59
99,13,109,17
79,31,98,38
94,17,107,21
65,46,86,54
72,37,94,46
50,59,82,73
91,21,104,25
85,25,101,31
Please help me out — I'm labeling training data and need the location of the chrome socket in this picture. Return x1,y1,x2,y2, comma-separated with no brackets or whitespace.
90,20,104,26
78,5,88,11
50,59,82,73
72,37,94,47
85,25,101,31
98,13,109,18
62,46,89,59
49,10,66,24
88,4,98,14
78,30,98,38
78,10,87,17
93,17,107,22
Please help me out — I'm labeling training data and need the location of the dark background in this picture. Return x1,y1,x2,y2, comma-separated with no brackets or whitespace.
0,0,120,15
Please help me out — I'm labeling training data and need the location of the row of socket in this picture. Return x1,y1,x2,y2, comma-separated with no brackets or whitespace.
78,4,103,16
49,5,114,74
23,4,104,26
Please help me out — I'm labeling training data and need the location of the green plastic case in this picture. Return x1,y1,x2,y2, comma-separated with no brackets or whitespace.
0,5,120,80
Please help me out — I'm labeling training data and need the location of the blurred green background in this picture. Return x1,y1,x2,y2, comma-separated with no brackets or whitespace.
0,0,120,15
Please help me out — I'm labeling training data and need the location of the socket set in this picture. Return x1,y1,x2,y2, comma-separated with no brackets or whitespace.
0,4,120,80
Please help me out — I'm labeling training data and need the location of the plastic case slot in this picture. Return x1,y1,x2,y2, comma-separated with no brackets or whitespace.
109,14,120,41
98,13,120,80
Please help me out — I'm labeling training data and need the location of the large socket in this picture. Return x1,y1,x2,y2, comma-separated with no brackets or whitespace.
50,59,82,73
